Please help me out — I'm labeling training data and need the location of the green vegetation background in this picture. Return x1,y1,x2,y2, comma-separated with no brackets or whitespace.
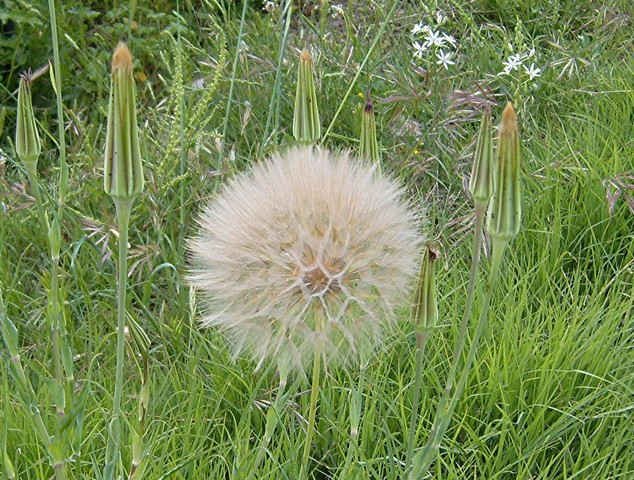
1,1,632,478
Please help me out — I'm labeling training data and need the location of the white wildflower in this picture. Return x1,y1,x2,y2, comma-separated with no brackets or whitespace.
435,11,446,25
501,54,523,74
411,21,426,35
441,33,456,47
524,63,542,80
262,1,277,13
426,29,444,47
412,40,428,59
330,3,344,17
436,50,455,69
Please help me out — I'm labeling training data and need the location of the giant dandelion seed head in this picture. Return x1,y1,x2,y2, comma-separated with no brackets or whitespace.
188,147,423,374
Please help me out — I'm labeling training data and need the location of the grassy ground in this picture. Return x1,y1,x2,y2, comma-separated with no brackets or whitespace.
1,1,633,478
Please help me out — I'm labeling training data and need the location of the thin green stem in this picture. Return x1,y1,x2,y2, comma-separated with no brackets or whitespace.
104,198,132,480
299,349,321,480
261,0,292,153
47,0,68,205
0,295,63,478
46,4,72,475
219,0,248,167
446,205,486,393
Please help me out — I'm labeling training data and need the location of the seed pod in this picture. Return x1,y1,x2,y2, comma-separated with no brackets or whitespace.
15,74,41,179
486,102,521,241
104,42,144,200
469,110,493,211
292,49,321,143
412,243,440,333
359,95,381,168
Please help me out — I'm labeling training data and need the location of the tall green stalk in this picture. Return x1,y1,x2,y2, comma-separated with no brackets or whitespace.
48,0,68,203
103,42,144,480
104,199,132,478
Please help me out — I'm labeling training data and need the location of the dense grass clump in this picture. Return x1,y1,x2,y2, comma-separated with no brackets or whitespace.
1,1,632,478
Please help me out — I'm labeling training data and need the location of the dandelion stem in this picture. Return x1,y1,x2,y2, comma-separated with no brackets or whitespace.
300,348,321,479
105,198,132,480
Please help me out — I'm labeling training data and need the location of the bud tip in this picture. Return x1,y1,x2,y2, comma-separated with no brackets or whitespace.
501,102,517,133
300,48,312,63
112,42,133,71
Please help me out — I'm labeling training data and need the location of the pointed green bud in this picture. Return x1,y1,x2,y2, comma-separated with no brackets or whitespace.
359,95,381,168
412,243,439,334
15,74,41,179
47,215,62,262
486,102,521,243
292,49,321,143
0,296,19,359
104,42,144,200
469,110,493,212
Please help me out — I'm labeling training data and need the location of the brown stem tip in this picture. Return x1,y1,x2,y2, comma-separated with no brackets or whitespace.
300,48,312,63
501,102,517,134
112,42,133,71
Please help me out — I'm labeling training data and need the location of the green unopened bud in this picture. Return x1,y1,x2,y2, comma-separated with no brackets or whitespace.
412,243,439,339
486,102,521,242
0,304,19,357
359,95,381,168
104,42,144,200
469,110,493,212
15,74,41,179
292,49,321,143
47,215,62,262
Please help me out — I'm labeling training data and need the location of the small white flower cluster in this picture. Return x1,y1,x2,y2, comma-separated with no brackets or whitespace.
262,1,277,13
500,48,542,80
410,11,457,70
330,3,344,18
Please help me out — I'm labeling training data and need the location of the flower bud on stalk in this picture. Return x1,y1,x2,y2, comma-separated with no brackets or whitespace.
15,74,41,180
486,102,521,268
104,42,144,202
293,49,321,143
469,110,493,214
359,95,381,169
103,42,144,480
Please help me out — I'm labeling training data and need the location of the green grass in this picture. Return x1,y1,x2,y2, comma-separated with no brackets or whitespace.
1,0,633,478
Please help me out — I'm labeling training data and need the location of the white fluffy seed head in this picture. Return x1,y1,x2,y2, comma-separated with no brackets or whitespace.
188,147,423,374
